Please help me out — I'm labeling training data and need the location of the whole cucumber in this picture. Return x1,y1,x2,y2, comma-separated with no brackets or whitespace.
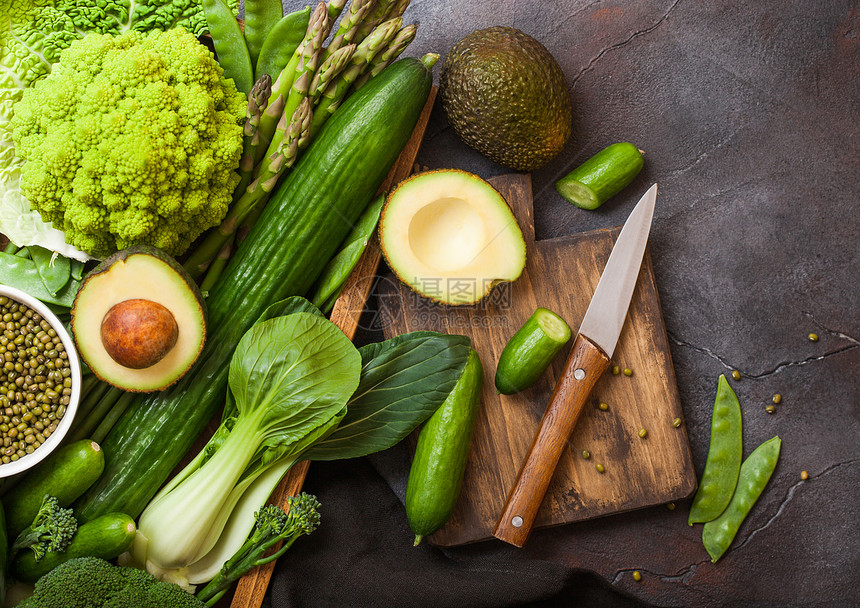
495,307,572,395
12,512,136,583
555,142,644,209
406,350,483,545
3,439,104,536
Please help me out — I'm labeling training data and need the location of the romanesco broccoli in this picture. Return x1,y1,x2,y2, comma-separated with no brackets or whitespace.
16,557,206,608
10,28,245,257
0,0,237,260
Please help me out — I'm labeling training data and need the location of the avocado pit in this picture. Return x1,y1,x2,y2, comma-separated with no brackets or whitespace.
101,299,179,369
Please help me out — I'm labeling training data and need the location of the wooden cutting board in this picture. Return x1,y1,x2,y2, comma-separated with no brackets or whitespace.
376,173,697,547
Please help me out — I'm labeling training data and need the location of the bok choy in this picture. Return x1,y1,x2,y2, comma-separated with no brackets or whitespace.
128,299,470,590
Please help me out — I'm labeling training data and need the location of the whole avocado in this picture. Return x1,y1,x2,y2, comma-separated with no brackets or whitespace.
440,27,573,171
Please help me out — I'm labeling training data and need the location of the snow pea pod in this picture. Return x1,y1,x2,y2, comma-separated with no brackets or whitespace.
28,245,71,297
0,252,78,308
254,7,311,81
70,259,85,282
202,0,254,94
310,193,385,313
243,0,284,67
702,436,781,562
688,374,743,524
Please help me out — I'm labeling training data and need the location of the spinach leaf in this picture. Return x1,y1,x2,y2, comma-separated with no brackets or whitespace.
309,194,385,313
304,331,472,461
228,313,361,452
28,245,71,296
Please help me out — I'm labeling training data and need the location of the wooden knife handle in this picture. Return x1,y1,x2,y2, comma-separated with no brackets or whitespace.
493,333,610,547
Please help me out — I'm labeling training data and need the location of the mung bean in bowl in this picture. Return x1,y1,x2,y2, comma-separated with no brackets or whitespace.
0,284,81,478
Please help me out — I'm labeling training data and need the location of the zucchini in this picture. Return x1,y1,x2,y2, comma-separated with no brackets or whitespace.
495,307,572,394
555,143,644,209
74,57,436,523
11,512,135,583
3,439,104,536
406,350,483,545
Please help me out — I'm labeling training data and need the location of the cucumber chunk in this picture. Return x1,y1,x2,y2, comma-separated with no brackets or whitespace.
555,142,644,209
495,307,572,395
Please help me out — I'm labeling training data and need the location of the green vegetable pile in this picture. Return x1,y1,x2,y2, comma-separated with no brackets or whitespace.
11,29,245,257
17,557,205,608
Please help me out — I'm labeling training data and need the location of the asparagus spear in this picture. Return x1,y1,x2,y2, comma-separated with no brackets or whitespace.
235,74,273,199
327,0,348,21
309,17,402,136
254,2,328,166
352,23,417,90
258,4,330,166
310,44,356,102
184,99,314,279
199,237,233,294
324,0,374,59
354,0,395,41
384,0,410,20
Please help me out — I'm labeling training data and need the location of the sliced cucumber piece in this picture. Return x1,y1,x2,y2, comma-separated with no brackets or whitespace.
495,307,572,395
555,142,644,209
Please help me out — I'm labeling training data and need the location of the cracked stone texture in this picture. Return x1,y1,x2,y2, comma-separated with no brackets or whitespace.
380,0,859,606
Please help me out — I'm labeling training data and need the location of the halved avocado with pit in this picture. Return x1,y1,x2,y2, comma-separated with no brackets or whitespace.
379,169,526,305
71,246,206,393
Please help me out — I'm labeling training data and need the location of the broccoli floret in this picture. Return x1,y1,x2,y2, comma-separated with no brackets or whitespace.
17,557,206,608
10,28,245,258
11,495,77,562
195,494,321,606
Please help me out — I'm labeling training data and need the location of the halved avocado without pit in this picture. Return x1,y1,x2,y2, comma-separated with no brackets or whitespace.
71,246,206,393
379,169,526,305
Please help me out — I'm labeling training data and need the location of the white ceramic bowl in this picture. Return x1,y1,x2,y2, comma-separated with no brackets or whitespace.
0,284,81,478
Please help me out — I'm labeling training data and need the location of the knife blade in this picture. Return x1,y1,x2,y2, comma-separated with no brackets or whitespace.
493,183,658,547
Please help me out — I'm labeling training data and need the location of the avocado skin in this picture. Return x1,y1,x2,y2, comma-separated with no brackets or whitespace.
440,26,573,172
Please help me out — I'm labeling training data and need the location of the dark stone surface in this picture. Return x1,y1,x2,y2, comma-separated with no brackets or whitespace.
282,1,859,606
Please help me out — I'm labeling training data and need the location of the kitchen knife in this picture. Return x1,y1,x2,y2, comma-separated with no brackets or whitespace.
493,183,658,547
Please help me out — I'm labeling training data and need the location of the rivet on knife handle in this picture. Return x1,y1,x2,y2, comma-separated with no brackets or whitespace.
493,334,610,547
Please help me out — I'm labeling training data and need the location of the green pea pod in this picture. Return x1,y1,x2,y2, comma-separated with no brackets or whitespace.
27,245,71,297
0,252,79,308
254,7,312,81
70,259,85,282
310,193,385,313
702,436,781,562
688,375,743,525
202,0,254,94
243,0,284,67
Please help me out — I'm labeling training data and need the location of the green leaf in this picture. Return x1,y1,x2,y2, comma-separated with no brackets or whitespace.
228,313,361,449
253,296,323,327
220,296,324,423
304,331,472,461
28,245,71,297
309,194,385,312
